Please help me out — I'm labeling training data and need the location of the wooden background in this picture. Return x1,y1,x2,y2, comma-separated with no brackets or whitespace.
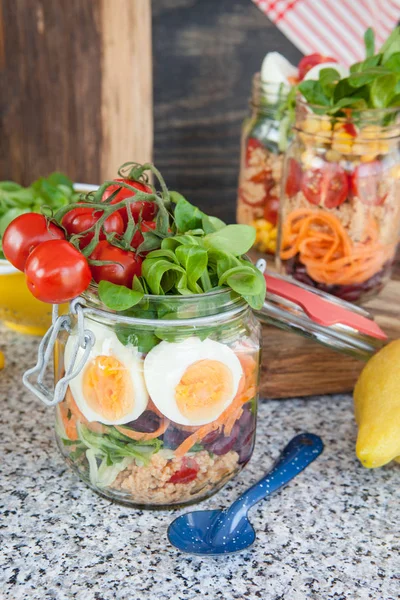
152,0,302,222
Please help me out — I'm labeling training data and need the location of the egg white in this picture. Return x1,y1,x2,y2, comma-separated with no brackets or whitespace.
143,336,244,426
64,321,148,425
303,62,349,81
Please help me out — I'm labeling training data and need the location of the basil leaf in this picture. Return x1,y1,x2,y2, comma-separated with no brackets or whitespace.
170,191,203,232
370,73,398,108
202,214,226,234
98,281,144,311
203,224,256,256
364,27,375,58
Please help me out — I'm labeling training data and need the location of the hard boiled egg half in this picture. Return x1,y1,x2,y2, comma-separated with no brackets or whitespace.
64,322,148,425
144,337,244,426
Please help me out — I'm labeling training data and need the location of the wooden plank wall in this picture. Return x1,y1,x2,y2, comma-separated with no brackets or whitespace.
152,0,302,222
0,0,152,184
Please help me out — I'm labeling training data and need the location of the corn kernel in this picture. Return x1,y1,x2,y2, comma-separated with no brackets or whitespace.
325,149,342,162
332,131,354,154
301,117,320,134
269,228,277,240
360,125,381,139
268,240,277,252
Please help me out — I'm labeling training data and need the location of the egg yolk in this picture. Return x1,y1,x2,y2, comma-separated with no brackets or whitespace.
82,355,134,421
175,359,234,421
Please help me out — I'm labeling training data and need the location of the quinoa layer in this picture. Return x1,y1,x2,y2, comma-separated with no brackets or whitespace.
112,450,240,505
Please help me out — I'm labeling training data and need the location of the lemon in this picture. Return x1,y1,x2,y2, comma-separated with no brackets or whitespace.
354,340,400,468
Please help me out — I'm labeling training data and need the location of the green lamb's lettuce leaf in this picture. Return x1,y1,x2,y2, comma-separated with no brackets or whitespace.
203,224,256,256
364,27,375,58
98,280,144,311
370,73,398,108
170,191,204,232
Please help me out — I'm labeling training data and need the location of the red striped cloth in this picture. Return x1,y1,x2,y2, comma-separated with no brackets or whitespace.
252,0,400,65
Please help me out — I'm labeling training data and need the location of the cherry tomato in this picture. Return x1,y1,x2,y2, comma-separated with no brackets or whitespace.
168,457,199,484
25,240,92,303
130,220,157,249
89,240,142,287
61,207,124,248
102,178,157,225
298,53,337,81
245,137,264,166
2,213,65,272
263,197,279,226
302,163,348,208
285,158,302,198
351,161,388,207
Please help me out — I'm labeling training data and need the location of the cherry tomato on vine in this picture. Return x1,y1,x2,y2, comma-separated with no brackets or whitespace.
130,220,157,249
25,240,92,303
285,158,302,198
102,178,157,225
302,163,348,208
89,240,143,287
351,161,388,206
2,213,65,271
61,207,125,248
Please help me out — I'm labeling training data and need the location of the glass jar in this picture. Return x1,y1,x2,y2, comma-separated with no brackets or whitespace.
237,74,293,255
24,266,388,509
52,288,261,508
277,99,400,303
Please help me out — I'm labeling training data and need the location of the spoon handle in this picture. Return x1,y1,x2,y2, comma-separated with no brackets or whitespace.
231,433,323,514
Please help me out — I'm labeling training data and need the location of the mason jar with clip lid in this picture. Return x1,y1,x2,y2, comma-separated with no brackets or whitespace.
236,72,294,256
24,260,387,509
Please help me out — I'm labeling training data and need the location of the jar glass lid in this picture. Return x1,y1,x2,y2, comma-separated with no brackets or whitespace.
254,260,387,360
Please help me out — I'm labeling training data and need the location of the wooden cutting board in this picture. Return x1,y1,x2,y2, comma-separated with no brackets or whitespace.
258,257,400,399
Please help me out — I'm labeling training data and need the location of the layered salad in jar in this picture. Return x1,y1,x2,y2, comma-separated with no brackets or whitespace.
237,50,340,255
3,162,265,507
278,27,400,303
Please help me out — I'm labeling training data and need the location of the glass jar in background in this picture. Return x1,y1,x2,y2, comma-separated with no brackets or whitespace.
54,288,261,508
237,74,293,256
278,100,400,303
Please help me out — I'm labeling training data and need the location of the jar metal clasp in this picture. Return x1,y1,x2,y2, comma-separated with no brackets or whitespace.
22,301,95,407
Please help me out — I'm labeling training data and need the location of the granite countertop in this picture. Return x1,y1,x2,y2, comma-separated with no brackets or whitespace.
0,325,399,600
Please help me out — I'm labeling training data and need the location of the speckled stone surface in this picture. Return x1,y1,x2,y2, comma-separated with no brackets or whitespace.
0,325,399,600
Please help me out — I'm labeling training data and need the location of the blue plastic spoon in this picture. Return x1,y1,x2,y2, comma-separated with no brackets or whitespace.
167,432,323,555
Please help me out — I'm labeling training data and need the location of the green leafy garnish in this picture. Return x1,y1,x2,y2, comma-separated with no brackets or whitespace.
0,172,77,259
297,26,400,115
98,280,144,311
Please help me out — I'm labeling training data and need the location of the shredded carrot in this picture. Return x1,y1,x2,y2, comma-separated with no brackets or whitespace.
280,209,395,285
174,382,256,458
115,419,170,442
